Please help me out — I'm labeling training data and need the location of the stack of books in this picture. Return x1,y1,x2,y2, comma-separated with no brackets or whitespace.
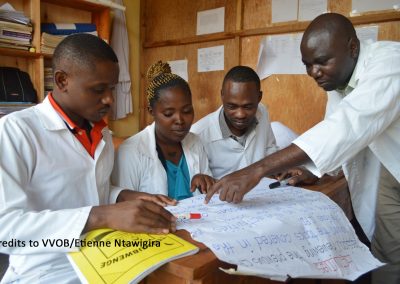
0,3,32,51
40,32,66,54
41,23,97,55
44,67,53,96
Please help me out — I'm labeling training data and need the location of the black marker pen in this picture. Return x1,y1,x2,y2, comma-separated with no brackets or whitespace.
269,177,293,189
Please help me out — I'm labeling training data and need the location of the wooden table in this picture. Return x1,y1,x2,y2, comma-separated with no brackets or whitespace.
142,175,353,284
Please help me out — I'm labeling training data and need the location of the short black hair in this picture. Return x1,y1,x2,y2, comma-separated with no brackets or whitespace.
52,33,118,71
303,13,358,46
222,66,261,90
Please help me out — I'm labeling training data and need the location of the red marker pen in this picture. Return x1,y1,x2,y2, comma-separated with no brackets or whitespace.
175,213,202,219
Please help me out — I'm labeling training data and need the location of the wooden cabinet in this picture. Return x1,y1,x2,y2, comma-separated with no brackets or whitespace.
0,0,114,102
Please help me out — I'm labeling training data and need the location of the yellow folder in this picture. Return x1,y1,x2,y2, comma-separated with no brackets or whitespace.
68,229,199,283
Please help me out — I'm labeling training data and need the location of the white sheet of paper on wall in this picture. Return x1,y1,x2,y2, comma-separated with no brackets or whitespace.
197,45,224,72
271,0,298,23
168,59,189,82
352,0,400,13
256,39,270,80
196,7,225,35
298,0,327,21
355,26,378,43
256,33,306,79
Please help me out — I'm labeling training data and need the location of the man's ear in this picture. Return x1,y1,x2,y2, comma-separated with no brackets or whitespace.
54,70,68,92
258,91,263,102
349,37,359,59
147,105,154,116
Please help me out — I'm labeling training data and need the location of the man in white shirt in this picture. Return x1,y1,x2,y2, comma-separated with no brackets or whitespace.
205,13,400,284
191,66,277,179
0,34,176,283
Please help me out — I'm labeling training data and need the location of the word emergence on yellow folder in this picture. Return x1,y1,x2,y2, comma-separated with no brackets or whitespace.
68,228,199,284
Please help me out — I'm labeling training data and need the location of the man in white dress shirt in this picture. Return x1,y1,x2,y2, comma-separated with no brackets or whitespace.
191,66,277,179
205,13,400,284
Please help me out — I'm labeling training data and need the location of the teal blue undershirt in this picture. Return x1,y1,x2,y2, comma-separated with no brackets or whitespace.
165,154,192,200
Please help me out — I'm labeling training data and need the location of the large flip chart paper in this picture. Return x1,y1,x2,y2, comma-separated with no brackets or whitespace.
168,178,382,281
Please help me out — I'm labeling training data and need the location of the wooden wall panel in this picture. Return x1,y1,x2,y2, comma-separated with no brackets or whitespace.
143,0,237,44
141,0,400,133
0,56,30,71
141,39,239,127
258,74,326,135
377,21,400,40
242,0,271,30
328,0,351,15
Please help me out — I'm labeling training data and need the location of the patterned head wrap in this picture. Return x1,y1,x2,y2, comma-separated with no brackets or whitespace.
146,61,182,106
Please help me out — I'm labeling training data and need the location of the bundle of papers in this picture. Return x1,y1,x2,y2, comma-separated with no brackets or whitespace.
40,32,66,54
44,67,53,94
168,178,383,281
40,30,98,55
0,3,32,50
0,2,31,25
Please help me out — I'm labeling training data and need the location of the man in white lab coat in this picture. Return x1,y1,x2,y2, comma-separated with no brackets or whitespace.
0,34,176,283
191,66,278,179
205,13,400,284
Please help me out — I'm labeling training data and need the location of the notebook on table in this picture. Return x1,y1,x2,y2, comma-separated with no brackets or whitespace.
68,228,199,284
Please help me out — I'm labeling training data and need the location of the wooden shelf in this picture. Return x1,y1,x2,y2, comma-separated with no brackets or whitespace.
144,32,237,48
0,0,114,102
0,47,41,58
143,10,400,49
41,0,125,11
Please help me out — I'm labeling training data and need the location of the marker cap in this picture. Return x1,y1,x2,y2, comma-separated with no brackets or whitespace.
189,213,201,219
175,213,202,219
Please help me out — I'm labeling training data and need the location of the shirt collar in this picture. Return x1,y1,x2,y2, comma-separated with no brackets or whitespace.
336,42,366,96
48,92,107,131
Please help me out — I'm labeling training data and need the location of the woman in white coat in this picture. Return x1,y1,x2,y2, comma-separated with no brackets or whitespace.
112,61,214,201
